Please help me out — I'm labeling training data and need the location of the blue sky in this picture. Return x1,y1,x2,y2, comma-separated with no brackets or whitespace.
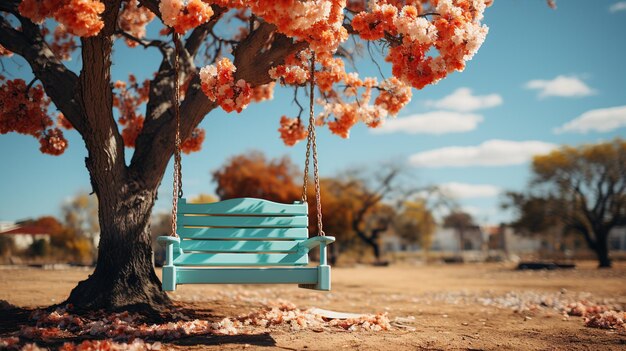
1,0,625,225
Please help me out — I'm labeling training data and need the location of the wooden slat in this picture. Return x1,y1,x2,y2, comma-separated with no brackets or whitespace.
178,198,307,216
177,227,309,240
180,240,300,253
173,252,308,266
176,267,318,285
178,215,307,228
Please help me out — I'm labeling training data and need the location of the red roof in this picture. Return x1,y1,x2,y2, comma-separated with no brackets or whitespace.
0,225,51,235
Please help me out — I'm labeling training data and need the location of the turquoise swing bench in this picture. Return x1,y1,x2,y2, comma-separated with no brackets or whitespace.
157,198,335,291
158,40,334,292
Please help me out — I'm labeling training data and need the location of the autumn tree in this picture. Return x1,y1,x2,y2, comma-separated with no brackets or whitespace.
506,139,626,268
0,0,493,310
394,200,436,251
213,151,301,203
308,178,358,264
61,192,99,258
334,166,424,262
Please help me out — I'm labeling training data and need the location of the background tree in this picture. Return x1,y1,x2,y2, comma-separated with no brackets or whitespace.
394,200,436,252
213,152,301,203
0,0,493,310
338,166,422,262
307,178,358,264
505,139,626,268
61,192,99,258
443,210,476,252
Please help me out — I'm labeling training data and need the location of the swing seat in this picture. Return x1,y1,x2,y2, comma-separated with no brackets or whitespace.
157,197,335,291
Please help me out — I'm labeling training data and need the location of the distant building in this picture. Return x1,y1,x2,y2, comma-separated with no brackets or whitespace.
0,223,52,250
381,226,486,253
608,226,626,251
377,224,626,261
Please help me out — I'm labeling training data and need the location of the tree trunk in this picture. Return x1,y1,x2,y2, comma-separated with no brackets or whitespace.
371,241,381,262
595,231,612,268
66,181,171,312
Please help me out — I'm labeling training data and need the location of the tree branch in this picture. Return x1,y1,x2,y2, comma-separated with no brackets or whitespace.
233,22,308,85
0,12,84,132
185,6,227,57
116,30,167,52
130,18,310,189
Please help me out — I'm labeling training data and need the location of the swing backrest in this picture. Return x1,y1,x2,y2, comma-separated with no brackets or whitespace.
173,198,309,266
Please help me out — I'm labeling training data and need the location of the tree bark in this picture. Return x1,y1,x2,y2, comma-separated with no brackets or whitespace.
66,181,170,311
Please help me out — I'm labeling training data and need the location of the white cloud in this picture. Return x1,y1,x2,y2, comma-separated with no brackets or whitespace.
609,2,626,12
554,105,626,134
439,182,501,199
374,111,483,135
424,88,503,112
525,75,595,98
409,140,557,168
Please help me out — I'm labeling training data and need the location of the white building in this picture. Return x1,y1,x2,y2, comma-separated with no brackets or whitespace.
0,223,52,250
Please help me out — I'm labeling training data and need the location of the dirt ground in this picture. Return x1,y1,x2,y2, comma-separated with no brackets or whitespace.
1,261,626,350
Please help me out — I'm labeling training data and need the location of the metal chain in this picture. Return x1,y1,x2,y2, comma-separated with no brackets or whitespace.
301,52,325,236
301,122,312,203
170,31,183,237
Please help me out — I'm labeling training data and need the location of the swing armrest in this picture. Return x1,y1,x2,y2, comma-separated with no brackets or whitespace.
298,236,336,252
157,236,180,246
157,236,180,266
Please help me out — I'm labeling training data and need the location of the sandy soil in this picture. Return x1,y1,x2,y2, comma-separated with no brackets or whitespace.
1,262,625,350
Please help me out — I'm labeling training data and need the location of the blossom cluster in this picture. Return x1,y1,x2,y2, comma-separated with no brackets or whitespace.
269,50,312,86
180,128,206,154
199,58,252,113
317,74,412,139
18,0,105,37
47,25,77,61
369,0,491,89
159,0,214,34
0,77,68,155
119,0,156,47
251,82,276,102
209,0,347,54
269,48,412,144
278,116,308,146
113,75,150,148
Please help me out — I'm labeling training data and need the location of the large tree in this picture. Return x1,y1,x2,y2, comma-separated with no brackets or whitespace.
0,0,492,310
506,139,626,268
